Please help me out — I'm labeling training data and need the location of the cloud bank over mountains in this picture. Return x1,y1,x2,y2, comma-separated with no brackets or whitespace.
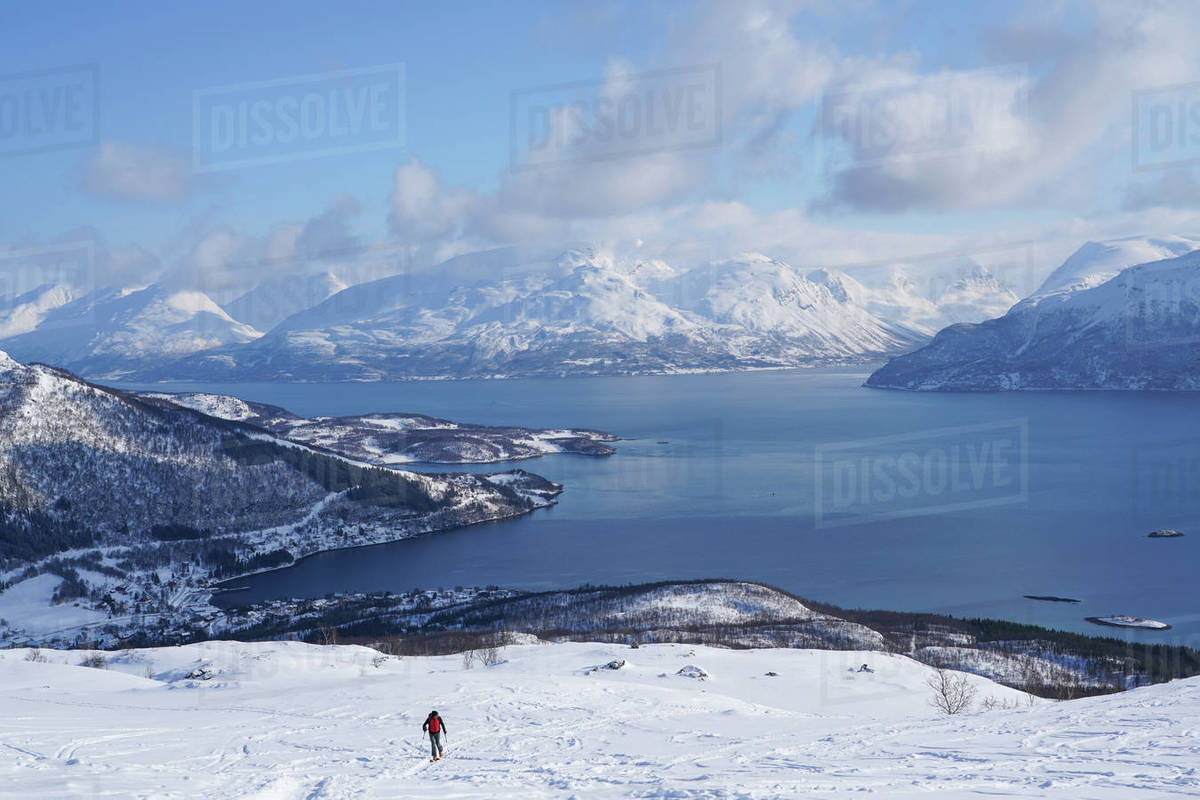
7,2,1200,323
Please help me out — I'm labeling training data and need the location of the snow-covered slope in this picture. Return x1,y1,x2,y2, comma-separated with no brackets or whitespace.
2,639,1196,798
223,271,348,333
839,256,1022,333
140,390,618,463
867,238,1200,391
934,263,1022,323
0,283,261,378
1033,234,1200,297
669,254,925,358
0,283,76,339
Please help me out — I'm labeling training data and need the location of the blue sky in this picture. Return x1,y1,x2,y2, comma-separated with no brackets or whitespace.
4,0,1200,293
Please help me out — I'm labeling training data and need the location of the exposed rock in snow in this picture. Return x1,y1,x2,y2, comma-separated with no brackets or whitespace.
676,664,709,679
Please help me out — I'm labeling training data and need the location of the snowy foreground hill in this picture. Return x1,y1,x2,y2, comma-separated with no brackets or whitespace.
2,639,1198,799
868,235,1200,391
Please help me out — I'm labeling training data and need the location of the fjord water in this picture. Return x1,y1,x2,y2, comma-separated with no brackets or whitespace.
120,370,1200,641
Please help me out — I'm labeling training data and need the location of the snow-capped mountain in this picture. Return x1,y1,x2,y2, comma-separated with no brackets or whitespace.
222,271,348,333
934,264,1022,323
839,256,1022,332
0,283,76,339
866,237,1200,391
1033,234,1200,297
0,283,261,378
0,244,1036,382
669,255,926,356
144,249,934,381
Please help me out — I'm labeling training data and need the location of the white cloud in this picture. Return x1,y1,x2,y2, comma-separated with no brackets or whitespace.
157,196,375,301
75,140,197,203
388,157,477,242
819,1,1200,211
32,0,1200,309
669,0,834,166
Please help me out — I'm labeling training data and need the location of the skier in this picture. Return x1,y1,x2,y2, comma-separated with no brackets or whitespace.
423,710,447,761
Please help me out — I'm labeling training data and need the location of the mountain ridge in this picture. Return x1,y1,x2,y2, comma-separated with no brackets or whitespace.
866,236,1200,391
1,246,1026,381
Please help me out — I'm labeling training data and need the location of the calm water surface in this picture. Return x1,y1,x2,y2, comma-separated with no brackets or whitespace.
116,370,1200,641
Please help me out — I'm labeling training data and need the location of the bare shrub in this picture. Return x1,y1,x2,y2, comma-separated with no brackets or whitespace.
81,653,107,670
980,694,1021,711
25,649,47,663
927,667,976,715
317,625,339,646
479,644,502,666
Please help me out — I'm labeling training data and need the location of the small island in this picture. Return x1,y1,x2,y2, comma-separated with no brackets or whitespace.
1148,529,1185,538
1086,615,1172,631
1024,595,1080,604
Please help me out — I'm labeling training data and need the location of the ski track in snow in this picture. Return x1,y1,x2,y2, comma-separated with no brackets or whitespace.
1,641,1198,799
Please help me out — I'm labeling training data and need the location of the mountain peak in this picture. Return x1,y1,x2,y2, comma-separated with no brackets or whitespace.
1034,235,1200,297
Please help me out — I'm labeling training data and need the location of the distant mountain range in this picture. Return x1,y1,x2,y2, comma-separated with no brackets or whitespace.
0,246,1022,381
867,235,1200,391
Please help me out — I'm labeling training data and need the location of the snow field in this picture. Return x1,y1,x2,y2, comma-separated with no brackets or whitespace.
0,575,109,639
2,640,1197,798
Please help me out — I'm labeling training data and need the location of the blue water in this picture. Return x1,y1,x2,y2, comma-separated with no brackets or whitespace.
114,370,1200,642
